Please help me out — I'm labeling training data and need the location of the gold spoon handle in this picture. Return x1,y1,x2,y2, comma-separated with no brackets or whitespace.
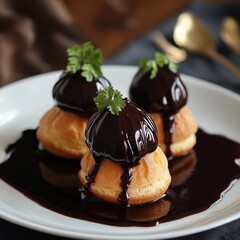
150,32,187,63
208,50,240,80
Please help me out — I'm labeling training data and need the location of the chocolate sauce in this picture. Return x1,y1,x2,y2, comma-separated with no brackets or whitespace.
118,166,133,206
129,66,187,156
84,99,158,205
163,114,175,157
0,128,240,226
84,163,101,189
81,162,101,200
53,71,111,116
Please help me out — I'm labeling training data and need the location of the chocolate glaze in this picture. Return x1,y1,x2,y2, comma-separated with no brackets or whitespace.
84,99,158,205
129,66,188,157
53,71,111,116
0,128,240,226
129,66,187,114
118,166,133,206
85,99,158,165
163,114,175,158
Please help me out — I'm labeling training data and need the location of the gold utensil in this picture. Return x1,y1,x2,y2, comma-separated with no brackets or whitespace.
173,12,240,79
150,31,187,63
221,17,240,54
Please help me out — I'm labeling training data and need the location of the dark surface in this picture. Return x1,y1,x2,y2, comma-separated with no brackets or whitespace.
1,1,240,239
107,1,240,94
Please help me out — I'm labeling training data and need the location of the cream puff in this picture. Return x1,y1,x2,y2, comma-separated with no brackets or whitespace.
129,52,197,158
79,87,171,206
37,43,111,159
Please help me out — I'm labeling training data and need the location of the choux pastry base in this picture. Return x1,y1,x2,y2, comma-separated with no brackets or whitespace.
37,106,88,159
149,106,198,156
79,147,171,205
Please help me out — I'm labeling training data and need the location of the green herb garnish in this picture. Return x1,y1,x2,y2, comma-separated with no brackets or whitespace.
94,86,126,115
139,52,178,79
65,42,104,82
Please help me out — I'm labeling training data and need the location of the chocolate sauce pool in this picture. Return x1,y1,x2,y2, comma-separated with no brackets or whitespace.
0,129,240,226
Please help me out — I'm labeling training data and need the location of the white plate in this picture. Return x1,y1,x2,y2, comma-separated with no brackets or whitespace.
0,66,240,240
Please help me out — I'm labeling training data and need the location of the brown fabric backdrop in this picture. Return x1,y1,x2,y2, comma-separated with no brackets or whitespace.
0,0,188,87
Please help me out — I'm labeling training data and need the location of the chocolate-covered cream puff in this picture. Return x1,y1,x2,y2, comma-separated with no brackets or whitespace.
129,52,197,158
79,86,171,206
37,43,111,159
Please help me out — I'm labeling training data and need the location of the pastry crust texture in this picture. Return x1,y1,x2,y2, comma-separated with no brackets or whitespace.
37,106,88,159
149,106,198,156
79,147,171,205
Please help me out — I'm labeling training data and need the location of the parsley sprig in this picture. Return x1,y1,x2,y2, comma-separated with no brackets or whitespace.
94,86,126,115
65,42,104,82
139,52,178,79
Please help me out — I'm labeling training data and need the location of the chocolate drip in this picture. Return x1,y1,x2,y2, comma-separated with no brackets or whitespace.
163,115,175,158
85,163,100,188
81,162,101,199
84,99,158,205
129,66,188,156
118,166,133,206
53,72,111,116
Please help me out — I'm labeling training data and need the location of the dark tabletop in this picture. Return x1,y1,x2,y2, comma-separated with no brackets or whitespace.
1,1,240,239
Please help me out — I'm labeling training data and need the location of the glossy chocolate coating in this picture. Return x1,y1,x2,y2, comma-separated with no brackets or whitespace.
129,65,188,157
53,72,111,116
85,99,158,166
129,66,187,115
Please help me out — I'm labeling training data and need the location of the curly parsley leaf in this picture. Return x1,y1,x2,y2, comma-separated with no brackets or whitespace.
94,86,126,115
139,52,179,79
65,42,104,82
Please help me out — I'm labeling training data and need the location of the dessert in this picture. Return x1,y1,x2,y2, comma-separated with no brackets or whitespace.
37,42,111,159
79,86,171,206
1,67,240,226
129,52,198,158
